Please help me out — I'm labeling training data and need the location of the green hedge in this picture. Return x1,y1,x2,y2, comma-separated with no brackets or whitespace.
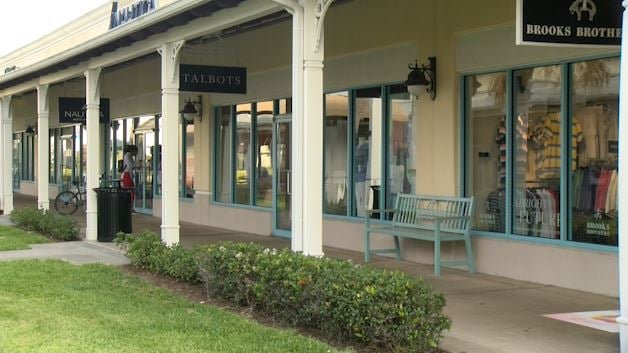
10,207,79,241
117,231,451,352
116,231,201,283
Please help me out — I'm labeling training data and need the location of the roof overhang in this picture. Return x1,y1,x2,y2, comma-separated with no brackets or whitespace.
0,0,272,93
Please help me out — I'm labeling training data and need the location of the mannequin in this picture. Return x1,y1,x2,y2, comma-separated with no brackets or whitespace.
354,132,370,217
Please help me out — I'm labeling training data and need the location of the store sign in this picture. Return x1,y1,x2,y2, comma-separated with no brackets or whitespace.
59,98,110,124
516,0,622,46
109,0,156,30
179,65,247,94
608,140,618,154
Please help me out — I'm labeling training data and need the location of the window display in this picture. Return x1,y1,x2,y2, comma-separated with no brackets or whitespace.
465,72,507,232
570,58,619,246
324,91,349,215
465,57,619,248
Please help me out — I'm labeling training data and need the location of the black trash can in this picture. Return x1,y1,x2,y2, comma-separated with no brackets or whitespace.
117,188,133,234
94,187,133,242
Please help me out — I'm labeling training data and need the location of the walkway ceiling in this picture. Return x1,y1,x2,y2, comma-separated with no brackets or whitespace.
0,0,251,91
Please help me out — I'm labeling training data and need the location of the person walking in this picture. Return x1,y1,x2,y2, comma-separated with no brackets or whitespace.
121,144,138,212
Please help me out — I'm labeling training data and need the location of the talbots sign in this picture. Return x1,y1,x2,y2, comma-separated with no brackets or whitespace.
516,0,622,46
179,65,247,94
59,98,110,124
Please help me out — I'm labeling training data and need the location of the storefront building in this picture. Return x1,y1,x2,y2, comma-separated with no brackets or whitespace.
0,0,623,297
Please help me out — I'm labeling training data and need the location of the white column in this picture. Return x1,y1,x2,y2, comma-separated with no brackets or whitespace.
36,85,50,210
273,0,305,252
158,41,184,246
1,97,13,214
85,69,102,241
617,1,628,350
300,0,331,257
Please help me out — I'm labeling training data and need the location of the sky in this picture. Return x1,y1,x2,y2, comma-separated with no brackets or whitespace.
0,0,110,57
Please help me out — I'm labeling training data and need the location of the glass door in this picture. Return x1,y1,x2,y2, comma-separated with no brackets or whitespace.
133,131,155,213
273,115,291,237
12,138,21,191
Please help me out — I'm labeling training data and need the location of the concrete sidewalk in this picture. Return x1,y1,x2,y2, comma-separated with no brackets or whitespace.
7,195,621,353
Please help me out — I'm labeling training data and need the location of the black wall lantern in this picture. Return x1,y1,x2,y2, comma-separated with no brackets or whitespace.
25,125,36,135
405,57,436,100
180,95,202,122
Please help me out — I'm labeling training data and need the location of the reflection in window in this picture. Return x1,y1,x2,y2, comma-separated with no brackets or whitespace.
216,107,232,202
60,128,74,187
235,104,252,204
255,101,274,207
49,130,57,183
513,65,563,239
353,87,382,217
571,58,619,246
466,72,507,232
324,92,349,215
184,122,195,198
386,85,416,209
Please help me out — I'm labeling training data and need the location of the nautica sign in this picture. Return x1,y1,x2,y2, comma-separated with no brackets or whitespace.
516,0,621,46
109,0,156,30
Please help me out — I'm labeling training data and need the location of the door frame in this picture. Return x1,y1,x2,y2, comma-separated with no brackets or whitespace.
272,114,292,238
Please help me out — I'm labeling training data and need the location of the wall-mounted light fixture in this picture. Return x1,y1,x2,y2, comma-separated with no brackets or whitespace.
180,95,202,122
405,57,436,100
25,125,36,135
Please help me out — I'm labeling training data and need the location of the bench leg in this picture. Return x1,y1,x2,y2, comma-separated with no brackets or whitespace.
434,238,441,277
464,234,476,273
393,236,402,261
365,230,371,262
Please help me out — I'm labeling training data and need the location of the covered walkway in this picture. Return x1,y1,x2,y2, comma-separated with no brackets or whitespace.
10,194,619,353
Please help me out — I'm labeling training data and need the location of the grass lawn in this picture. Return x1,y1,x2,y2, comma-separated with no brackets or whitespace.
0,225,49,251
0,260,348,353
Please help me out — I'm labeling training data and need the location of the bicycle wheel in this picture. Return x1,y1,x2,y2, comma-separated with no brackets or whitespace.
54,191,79,215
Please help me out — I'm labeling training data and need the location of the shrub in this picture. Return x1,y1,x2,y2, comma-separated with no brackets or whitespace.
116,231,200,283
116,232,451,352
10,207,79,241
197,242,451,352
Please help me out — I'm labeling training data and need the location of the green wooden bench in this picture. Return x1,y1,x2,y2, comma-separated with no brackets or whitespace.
364,194,475,276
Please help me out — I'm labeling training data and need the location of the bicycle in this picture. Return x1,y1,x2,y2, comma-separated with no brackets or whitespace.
54,179,87,215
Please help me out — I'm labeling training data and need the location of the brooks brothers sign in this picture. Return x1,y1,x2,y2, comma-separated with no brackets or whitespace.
516,0,621,46
179,65,247,94
59,98,110,124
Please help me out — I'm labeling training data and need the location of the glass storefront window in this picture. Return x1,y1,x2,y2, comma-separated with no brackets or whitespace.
184,121,195,198
466,72,507,232
255,101,274,207
353,87,382,217
570,58,619,246
49,130,57,184
60,128,74,187
216,107,232,202
386,85,416,210
235,104,252,204
324,91,349,215
512,65,562,239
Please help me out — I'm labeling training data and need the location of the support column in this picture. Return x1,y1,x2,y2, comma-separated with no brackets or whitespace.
85,69,102,241
158,41,184,245
301,0,331,257
274,0,304,252
617,1,628,349
36,85,50,210
1,97,13,214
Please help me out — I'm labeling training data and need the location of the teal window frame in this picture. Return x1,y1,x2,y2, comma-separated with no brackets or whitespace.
461,54,620,253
